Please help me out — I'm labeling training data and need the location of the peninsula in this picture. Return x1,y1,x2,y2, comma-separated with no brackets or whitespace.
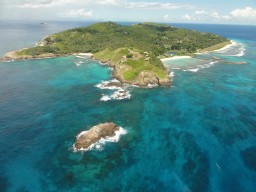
1,22,230,87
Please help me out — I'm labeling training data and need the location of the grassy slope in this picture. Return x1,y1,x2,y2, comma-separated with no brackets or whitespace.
94,48,168,82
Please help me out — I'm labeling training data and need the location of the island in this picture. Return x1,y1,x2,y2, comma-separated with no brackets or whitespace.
0,22,230,87
74,122,122,151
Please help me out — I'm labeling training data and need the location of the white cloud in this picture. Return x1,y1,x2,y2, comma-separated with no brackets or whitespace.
192,7,256,22
16,0,76,8
222,15,231,20
13,0,192,10
126,2,191,9
183,14,192,20
97,0,121,5
211,11,221,19
60,9,93,18
163,14,170,20
231,7,256,19
194,10,208,15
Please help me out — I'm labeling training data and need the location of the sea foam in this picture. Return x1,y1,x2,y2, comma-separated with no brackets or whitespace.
215,41,245,57
183,68,200,72
96,79,131,101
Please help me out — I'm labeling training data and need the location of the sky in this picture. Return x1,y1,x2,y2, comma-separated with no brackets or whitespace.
0,0,256,25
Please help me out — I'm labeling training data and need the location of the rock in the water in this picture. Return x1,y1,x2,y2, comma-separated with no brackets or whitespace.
74,122,120,150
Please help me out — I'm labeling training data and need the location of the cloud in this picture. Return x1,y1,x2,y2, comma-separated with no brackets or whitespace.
97,0,120,5
60,9,93,18
191,7,256,22
231,7,256,19
126,2,191,9
194,10,208,15
16,0,75,8
183,14,192,20
210,11,221,19
163,14,170,21
13,0,192,10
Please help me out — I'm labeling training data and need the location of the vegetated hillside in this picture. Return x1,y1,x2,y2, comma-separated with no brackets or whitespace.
14,22,229,87
93,47,169,85
17,22,228,57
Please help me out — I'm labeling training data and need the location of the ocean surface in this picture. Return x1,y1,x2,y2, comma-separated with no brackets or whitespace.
0,21,256,192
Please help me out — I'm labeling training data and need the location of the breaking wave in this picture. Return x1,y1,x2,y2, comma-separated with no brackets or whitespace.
96,79,131,101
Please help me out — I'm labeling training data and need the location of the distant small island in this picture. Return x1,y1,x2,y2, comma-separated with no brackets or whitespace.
74,122,126,151
1,22,230,87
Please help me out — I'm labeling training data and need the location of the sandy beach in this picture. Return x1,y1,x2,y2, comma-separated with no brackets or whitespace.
160,56,192,62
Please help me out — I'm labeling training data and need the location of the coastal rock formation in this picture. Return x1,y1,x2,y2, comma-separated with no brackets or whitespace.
134,71,167,87
74,122,120,150
95,48,171,88
0,50,61,62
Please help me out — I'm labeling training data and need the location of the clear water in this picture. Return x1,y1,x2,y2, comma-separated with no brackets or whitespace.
0,21,256,192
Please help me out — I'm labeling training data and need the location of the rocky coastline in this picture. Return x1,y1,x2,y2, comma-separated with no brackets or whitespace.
0,50,66,62
0,50,171,88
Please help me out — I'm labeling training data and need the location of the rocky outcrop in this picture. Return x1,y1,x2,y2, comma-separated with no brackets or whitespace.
136,71,160,86
74,122,120,150
0,50,63,62
128,71,171,87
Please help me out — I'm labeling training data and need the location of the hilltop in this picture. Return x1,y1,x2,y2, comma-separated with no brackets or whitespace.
1,22,229,87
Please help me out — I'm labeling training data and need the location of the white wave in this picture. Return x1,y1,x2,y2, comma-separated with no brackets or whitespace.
76,130,88,139
226,45,245,57
75,61,83,66
95,79,122,90
97,79,131,101
183,68,200,72
146,83,158,88
215,41,245,57
2,59,15,63
75,55,86,59
100,95,112,101
169,71,175,77
110,89,131,100
171,67,181,70
74,127,127,152
198,61,217,69
182,60,217,72
215,40,237,52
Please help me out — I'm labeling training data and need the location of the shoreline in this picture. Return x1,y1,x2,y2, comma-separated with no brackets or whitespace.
0,40,241,87
0,39,231,62
0,51,94,62
213,40,235,52
161,40,247,65
1,40,232,63
0,50,67,62
0,50,171,88
160,41,232,62
160,56,192,62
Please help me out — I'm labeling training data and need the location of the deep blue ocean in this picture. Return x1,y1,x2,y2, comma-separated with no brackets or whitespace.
0,21,256,192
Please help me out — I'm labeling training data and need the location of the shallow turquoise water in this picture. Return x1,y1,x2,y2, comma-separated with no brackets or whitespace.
0,22,256,192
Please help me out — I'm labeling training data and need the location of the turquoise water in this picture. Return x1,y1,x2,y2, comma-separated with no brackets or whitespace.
0,22,256,192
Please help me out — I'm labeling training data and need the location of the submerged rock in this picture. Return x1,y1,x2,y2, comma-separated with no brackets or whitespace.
74,122,120,150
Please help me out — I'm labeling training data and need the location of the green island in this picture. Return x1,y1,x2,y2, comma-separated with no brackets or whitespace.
1,22,230,87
